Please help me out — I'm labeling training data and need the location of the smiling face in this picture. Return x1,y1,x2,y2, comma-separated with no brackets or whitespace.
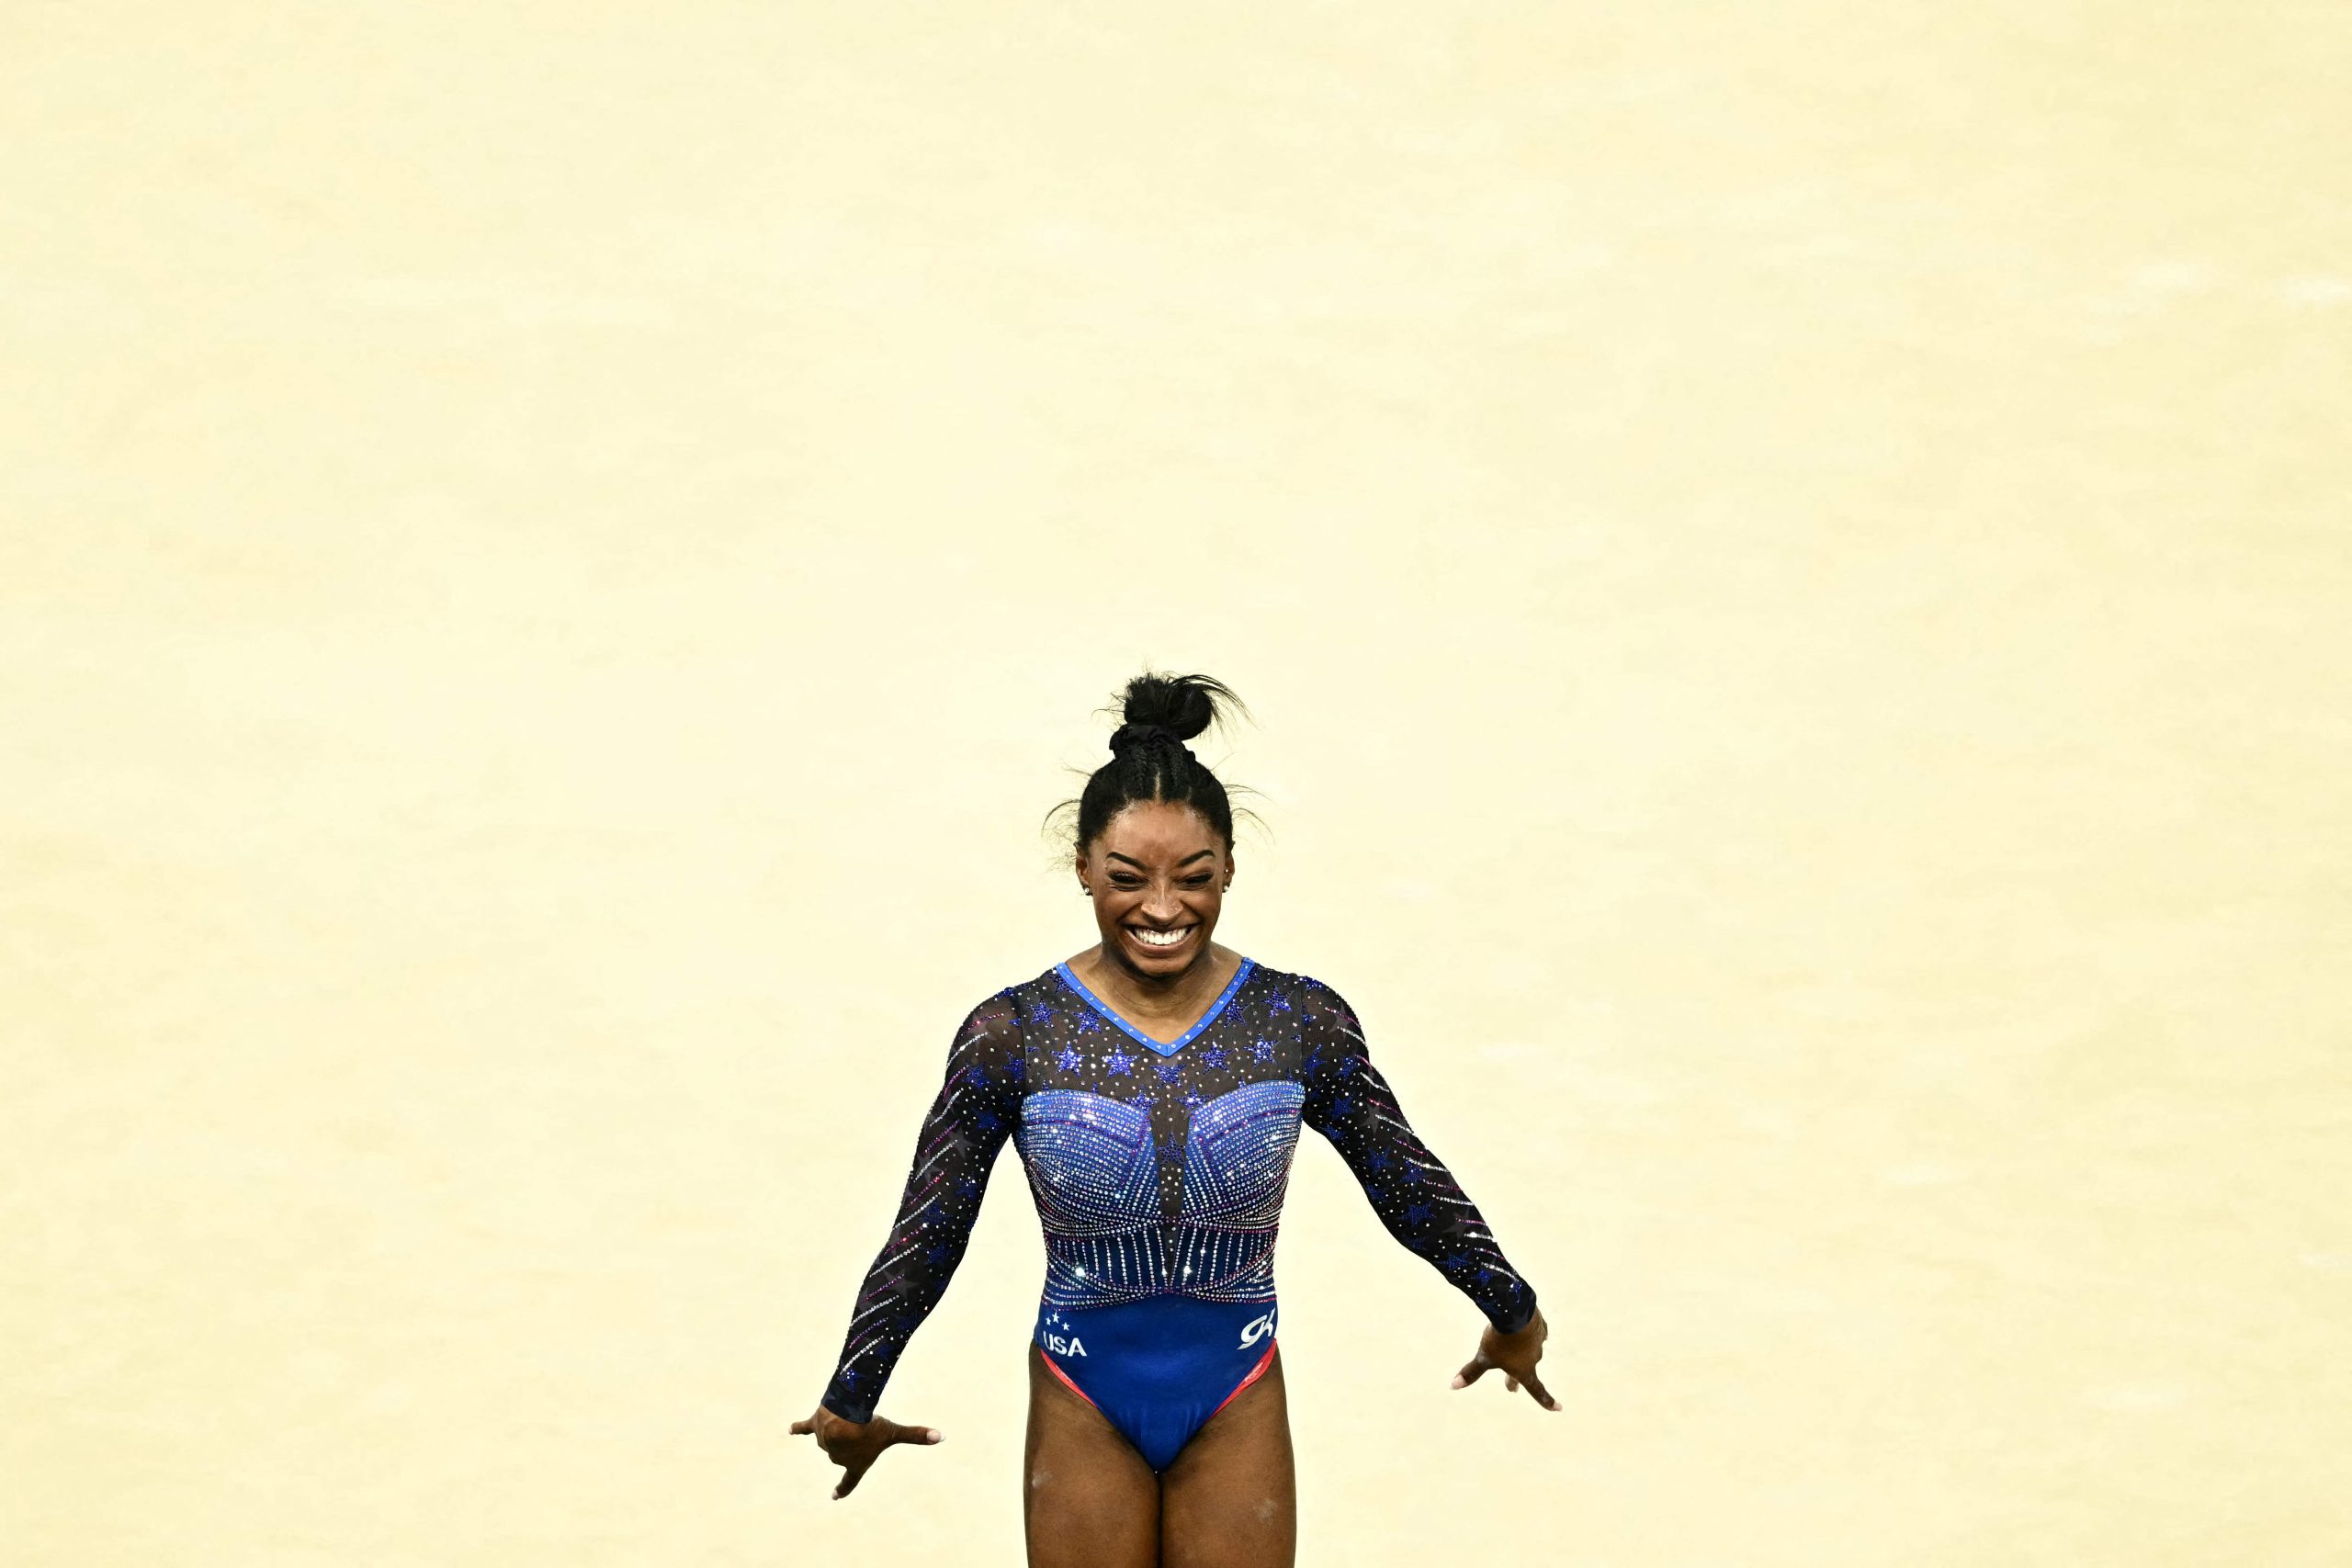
1076,800,1236,979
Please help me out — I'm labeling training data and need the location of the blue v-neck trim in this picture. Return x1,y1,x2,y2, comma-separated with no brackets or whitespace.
1053,956,1256,1057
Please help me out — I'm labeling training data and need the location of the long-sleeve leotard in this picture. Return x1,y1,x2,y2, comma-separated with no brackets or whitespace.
817,962,1536,1425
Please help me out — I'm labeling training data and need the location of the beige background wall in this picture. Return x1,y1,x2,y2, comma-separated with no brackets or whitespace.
5,4,2347,1563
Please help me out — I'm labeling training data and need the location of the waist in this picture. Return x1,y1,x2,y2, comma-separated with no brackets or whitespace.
1036,1224,1281,1307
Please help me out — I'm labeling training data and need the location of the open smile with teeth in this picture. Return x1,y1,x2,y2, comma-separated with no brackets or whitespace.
1130,926,1195,948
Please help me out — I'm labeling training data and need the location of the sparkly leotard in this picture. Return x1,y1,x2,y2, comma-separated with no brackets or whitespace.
817,955,1538,1471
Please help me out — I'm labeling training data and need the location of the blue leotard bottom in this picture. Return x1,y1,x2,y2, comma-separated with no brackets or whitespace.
1033,1295,1280,1472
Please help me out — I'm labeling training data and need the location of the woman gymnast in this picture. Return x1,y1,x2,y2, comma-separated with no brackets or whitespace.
793,671,1556,1566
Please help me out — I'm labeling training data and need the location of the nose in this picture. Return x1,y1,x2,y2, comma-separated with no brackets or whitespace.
1139,885,1185,924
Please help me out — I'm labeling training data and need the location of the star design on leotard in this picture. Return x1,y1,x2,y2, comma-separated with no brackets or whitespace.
1250,1039,1274,1063
1154,1060,1182,1082
1106,1049,1135,1076
1057,1046,1083,1071
1201,1045,1228,1067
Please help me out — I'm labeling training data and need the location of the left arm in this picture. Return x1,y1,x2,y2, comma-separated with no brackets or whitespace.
1298,976,1539,1334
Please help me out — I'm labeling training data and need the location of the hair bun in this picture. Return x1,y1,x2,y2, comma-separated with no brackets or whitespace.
1114,671,1224,744
1109,721,1187,756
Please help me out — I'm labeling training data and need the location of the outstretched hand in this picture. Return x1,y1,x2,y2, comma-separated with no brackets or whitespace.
1451,1304,1560,1412
789,1404,944,1499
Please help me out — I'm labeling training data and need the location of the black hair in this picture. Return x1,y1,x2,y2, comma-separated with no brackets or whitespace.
1044,671,1264,863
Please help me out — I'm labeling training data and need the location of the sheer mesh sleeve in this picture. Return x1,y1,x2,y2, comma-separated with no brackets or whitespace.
817,993,1025,1423
1299,976,1539,1334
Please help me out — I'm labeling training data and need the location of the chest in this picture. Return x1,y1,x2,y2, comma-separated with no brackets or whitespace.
1007,983,1310,1226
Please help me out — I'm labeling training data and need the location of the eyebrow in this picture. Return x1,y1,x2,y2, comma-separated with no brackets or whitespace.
1106,851,1216,869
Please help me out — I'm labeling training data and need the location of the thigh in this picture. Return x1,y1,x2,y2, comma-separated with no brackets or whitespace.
1159,1346,1296,1568
1023,1343,1159,1568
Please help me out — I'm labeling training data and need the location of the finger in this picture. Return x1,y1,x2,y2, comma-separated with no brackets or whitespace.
873,1416,942,1447
832,1461,870,1501
1523,1372,1562,1412
1505,1376,1520,1393
1452,1355,1495,1390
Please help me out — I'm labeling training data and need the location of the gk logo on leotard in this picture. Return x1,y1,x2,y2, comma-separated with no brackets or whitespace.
1238,1306,1276,1348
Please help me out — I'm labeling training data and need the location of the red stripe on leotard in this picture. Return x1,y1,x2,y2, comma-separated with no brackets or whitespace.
1209,1338,1278,1419
1037,1347,1103,1411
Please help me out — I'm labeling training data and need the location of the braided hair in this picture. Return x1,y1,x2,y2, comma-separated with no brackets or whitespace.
1048,671,1256,862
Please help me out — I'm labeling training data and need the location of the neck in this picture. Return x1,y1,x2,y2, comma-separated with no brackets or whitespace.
1089,944,1226,1013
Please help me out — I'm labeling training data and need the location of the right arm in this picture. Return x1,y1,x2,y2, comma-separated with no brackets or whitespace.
814,992,1024,1425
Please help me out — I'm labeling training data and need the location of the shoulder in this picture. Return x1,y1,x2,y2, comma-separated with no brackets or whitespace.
1250,960,1336,995
1238,961,1358,1025
951,982,1033,1051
